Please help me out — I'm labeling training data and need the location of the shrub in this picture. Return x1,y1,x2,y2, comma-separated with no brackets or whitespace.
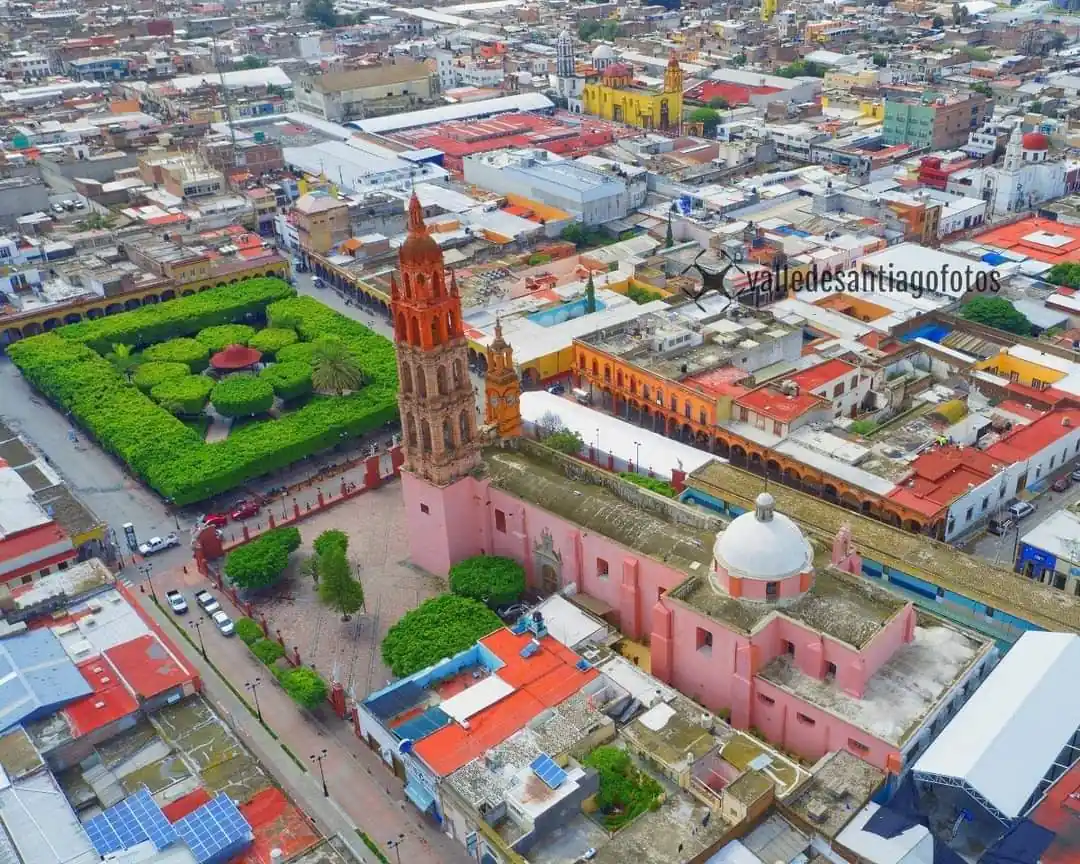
545,429,585,455
275,341,318,365
224,526,301,590
234,617,263,645
381,595,502,678
318,545,364,620
449,555,525,607
59,278,294,354
150,375,215,415
959,296,1032,336
259,361,312,401
618,472,676,498
8,285,398,506
133,361,189,393
249,327,298,357
583,746,663,830
627,284,661,304
143,337,212,372
196,324,256,352
281,667,328,710
210,374,275,417
849,419,878,436
251,638,286,665
313,529,349,557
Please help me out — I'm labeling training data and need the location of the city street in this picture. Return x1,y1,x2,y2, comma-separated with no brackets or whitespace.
967,476,1080,567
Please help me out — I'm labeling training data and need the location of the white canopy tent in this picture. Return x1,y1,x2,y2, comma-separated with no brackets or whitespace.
913,632,1080,823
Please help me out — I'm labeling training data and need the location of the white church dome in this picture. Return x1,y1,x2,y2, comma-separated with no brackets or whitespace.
713,493,812,582
591,44,615,60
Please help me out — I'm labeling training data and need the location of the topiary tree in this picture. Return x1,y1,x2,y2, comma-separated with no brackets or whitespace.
275,341,318,365
210,374,275,417
251,638,286,665
195,324,256,352
248,327,298,358
317,545,365,620
133,361,189,393
281,666,328,710
234,617,263,645
224,526,301,590
959,296,1032,336
313,529,349,557
381,595,502,678
449,555,525,607
259,361,313,401
143,337,211,372
150,374,215,415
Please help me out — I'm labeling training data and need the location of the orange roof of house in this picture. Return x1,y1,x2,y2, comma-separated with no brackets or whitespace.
683,366,749,399
974,218,1080,263
789,358,857,393
1032,759,1080,864
886,445,1009,516
736,384,827,423
412,629,596,777
987,407,1080,463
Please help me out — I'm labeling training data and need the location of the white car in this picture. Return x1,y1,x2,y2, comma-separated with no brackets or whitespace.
138,533,179,556
212,610,235,636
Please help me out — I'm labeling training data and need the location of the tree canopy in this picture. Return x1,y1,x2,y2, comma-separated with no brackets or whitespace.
1046,262,1080,288
381,595,502,678
224,526,301,590
776,59,826,79
303,0,337,27
449,555,525,607
318,545,365,620
311,338,363,395
313,529,349,557
689,107,721,136
280,667,328,710
582,747,663,830
959,296,1032,336
579,20,621,41
545,427,585,455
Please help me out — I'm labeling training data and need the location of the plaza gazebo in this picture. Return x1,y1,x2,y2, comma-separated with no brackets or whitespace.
210,343,262,372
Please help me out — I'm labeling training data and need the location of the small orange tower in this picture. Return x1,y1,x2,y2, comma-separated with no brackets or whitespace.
484,318,522,439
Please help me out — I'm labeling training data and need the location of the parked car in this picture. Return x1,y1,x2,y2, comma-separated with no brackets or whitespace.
230,500,260,520
194,590,220,615
165,590,188,614
546,382,566,396
313,276,326,289
1007,501,1036,520
51,203,64,215
1073,468,1080,482
496,603,529,622
74,199,86,209
1052,475,1072,493
211,610,235,636
987,516,1016,536
138,533,180,556
200,513,228,528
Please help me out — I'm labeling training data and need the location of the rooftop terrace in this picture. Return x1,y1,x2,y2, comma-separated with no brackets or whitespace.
761,623,986,745
670,566,905,647
780,749,885,839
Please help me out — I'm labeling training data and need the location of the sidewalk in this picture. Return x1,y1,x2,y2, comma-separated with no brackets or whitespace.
136,569,469,864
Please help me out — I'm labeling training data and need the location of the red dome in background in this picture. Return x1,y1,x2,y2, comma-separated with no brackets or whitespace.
602,62,632,79
1022,132,1049,151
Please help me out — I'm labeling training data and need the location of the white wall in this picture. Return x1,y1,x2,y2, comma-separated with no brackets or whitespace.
944,461,1027,541
1024,422,1080,490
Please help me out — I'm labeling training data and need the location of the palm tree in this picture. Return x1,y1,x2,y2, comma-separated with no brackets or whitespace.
310,338,363,395
107,343,138,378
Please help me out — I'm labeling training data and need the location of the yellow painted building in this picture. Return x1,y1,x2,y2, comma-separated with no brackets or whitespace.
582,52,684,132
975,351,1068,389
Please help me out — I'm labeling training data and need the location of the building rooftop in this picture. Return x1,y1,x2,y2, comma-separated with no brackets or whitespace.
0,627,91,731
104,633,193,701
686,461,1080,634
484,444,719,577
300,62,430,93
0,767,98,864
761,622,986,745
780,749,885,839
737,383,829,423
669,566,905,646
974,217,1080,264
64,655,140,737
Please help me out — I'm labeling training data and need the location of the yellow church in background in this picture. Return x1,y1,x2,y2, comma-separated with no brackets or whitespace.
582,52,684,132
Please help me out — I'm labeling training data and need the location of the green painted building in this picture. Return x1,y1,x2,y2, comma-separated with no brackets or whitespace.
882,92,988,150
883,101,937,148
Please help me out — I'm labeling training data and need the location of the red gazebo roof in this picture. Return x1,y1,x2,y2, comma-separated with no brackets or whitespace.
210,343,262,370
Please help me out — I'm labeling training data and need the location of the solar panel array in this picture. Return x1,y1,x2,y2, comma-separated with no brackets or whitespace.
85,787,179,856
395,706,452,741
530,753,567,789
174,793,253,864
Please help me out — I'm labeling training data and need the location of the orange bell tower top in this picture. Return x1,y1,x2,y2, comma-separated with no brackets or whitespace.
484,318,522,439
391,192,480,487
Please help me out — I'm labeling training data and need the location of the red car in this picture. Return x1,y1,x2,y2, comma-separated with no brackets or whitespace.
230,500,260,520
200,513,228,528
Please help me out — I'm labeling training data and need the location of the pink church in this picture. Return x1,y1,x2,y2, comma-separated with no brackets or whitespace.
390,191,992,776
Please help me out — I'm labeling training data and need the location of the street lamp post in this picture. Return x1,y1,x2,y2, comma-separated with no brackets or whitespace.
633,441,641,474
311,749,328,797
138,562,156,601
245,678,262,722
189,619,206,658
387,834,405,864
595,427,601,460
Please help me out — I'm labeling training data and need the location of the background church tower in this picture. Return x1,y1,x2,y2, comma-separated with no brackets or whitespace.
392,193,480,487
664,51,683,94
484,320,522,438
556,29,574,79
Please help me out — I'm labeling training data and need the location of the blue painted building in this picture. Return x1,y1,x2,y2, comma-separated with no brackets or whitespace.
0,628,92,731
1017,509,1080,594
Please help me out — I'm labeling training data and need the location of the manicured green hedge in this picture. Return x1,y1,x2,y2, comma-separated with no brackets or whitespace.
381,595,502,678
133,361,189,393
196,324,256,352
143,338,211,372
449,555,525,607
59,278,294,354
259,361,312,401
617,472,677,498
8,282,398,506
234,617,263,645
211,374,275,417
275,341,317,365
248,327,298,357
150,374,215,415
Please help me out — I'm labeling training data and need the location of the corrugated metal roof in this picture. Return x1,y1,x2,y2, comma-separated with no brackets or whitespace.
353,93,554,134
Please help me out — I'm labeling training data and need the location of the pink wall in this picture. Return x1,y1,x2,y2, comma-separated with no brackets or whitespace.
402,472,483,577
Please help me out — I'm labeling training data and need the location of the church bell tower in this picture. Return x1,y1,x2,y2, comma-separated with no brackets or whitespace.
392,193,480,487
484,319,522,439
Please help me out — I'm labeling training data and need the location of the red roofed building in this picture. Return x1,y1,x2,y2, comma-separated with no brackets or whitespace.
683,80,783,107
105,633,197,709
974,218,1080,264
63,656,140,741
734,382,832,437
918,156,976,191
0,459,76,592
787,357,870,420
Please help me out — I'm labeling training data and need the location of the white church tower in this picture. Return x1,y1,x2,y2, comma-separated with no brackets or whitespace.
553,29,585,113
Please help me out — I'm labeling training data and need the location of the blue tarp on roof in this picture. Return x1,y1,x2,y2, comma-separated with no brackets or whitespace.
0,628,91,731
982,252,1010,266
981,820,1056,864
394,707,452,742
900,323,953,344
866,776,929,839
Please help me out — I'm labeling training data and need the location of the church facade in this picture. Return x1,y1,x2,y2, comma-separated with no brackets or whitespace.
582,52,684,132
392,192,994,775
